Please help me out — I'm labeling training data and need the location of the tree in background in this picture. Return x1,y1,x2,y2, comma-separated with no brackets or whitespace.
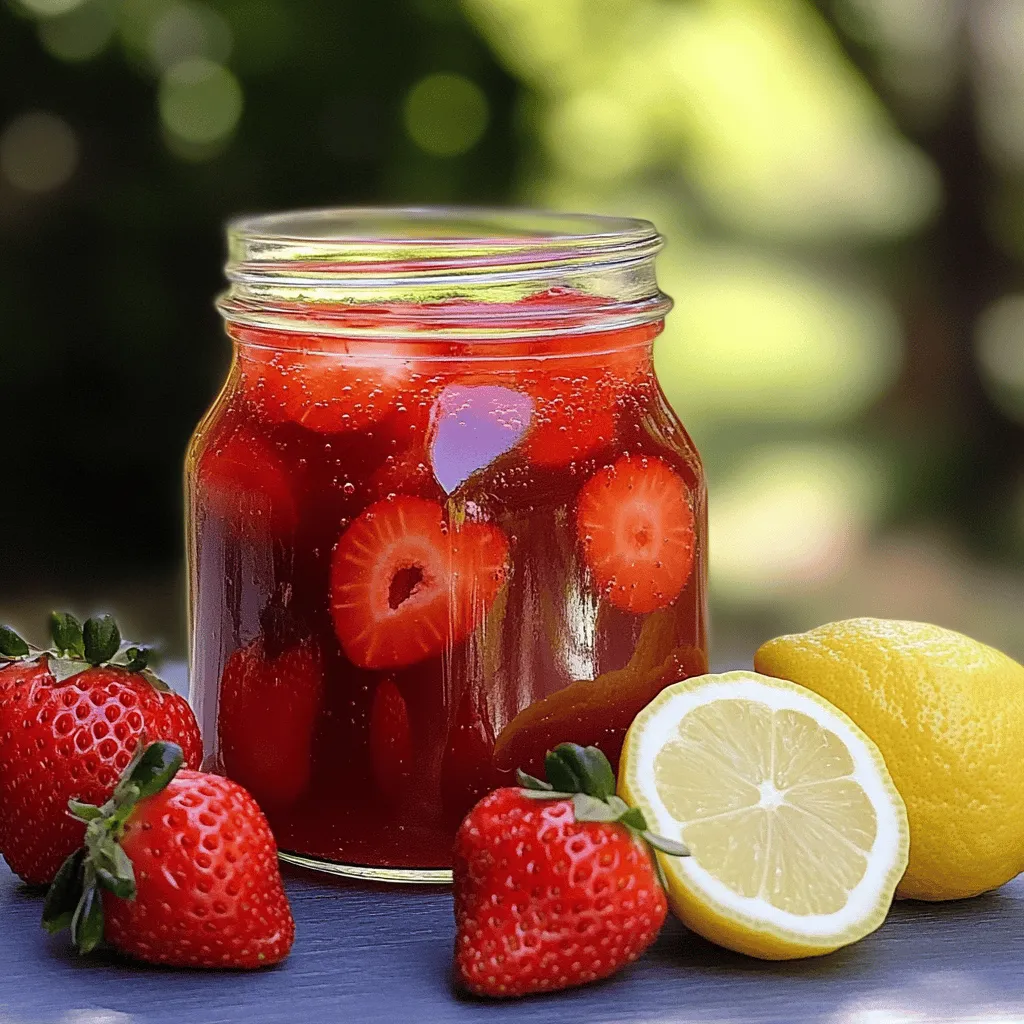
1,0,1021,656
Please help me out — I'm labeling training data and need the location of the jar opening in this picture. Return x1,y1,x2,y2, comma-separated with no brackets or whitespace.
218,206,671,341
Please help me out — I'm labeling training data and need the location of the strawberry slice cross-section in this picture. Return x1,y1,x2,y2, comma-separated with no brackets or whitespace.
330,496,510,670
577,454,696,614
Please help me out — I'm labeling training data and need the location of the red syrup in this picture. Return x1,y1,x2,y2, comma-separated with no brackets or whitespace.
186,296,707,872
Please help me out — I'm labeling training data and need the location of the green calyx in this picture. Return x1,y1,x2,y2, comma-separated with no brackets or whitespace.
42,741,185,954
517,743,690,861
0,612,168,690
0,624,35,661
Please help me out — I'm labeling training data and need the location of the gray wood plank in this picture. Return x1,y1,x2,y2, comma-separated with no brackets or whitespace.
1,860,1022,1024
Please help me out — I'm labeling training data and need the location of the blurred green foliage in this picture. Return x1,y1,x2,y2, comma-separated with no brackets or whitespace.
1,0,1022,657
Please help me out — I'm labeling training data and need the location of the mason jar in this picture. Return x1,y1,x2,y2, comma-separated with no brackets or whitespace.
185,207,708,882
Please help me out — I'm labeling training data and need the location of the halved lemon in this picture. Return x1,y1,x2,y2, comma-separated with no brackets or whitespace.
619,671,909,959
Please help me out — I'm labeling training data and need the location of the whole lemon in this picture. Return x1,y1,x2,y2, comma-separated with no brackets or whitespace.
754,618,1024,901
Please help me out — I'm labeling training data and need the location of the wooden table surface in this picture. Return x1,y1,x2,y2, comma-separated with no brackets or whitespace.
2,667,1023,1024
2,862,1023,1024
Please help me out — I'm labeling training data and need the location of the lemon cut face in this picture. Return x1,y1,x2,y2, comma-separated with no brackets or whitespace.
619,671,909,960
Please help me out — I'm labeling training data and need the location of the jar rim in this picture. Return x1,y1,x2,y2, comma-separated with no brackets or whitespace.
226,205,660,260
219,205,671,339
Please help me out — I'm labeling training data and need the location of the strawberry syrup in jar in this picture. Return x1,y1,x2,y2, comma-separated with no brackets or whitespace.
186,208,708,881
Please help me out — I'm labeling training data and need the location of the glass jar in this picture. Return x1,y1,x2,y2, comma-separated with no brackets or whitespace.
186,208,707,882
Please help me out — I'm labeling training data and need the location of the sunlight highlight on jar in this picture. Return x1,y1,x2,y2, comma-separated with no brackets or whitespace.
158,58,243,158
709,445,884,603
975,293,1024,420
0,112,78,193
404,72,489,157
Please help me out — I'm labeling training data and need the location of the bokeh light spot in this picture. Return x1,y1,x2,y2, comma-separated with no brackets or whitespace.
0,112,79,193
404,72,489,157
158,58,243,151
38,1,115,62
15,0,88,17
975,294,1024,420
655,249,902,426
148,2,233,73
710,445,884,603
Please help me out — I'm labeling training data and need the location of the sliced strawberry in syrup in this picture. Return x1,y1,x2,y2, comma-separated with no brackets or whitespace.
198,425,299,536
522,374,616,468
369,445,444,503
330,497,509,670
239,345,411,435
577,454,695,613
218,631,324,810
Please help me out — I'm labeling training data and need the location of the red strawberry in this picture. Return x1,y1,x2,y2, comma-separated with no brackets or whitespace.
369,678,412,801
522,374,616,468
452,744,688,998
330,496,509,669
369,445,444,502
577,454,695,613
197,424,298,536
218,621,324,811
239,345,409,435
43,741,294,968
0,653,53,757
0,615,202,886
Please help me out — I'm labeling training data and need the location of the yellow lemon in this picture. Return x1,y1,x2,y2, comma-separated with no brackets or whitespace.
619,671,908,959
755,618,1024,901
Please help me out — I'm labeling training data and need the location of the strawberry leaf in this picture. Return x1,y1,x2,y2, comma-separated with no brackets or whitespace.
49,657,90,684
643,831,690,857
68,800,103,823
515,769,552,791
139,667,171,693
117,646,150,672
545,743,617,800
118,740,184,801
571,793,621,823
519,787,575,800
70,880,105,954
0,625,30,660
94,842,136,900
545,748,584,794
42,849,86,934
83,615,120,666
50,612,85,659
617,806,648,831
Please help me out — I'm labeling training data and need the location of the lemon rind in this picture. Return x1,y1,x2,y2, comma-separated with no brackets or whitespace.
619,670,910,958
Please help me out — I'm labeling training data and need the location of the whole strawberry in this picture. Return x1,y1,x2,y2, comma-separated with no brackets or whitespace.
43,741,294,968
0,614,202,885
452,744,689,998
218,607,324,810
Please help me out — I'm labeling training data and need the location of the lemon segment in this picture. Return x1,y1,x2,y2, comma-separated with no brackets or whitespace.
619,671,909,959
755,618,1024,901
